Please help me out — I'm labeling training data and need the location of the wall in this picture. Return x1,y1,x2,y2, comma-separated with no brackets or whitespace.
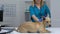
0,0,25,27
50,0,60,27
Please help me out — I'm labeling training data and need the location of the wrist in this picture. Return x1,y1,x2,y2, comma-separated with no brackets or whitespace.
38,18,43,22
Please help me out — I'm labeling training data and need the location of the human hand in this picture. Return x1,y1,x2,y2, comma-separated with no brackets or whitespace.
39,18,43,22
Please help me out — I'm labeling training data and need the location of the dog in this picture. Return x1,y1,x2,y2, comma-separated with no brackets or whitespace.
16,20,51,33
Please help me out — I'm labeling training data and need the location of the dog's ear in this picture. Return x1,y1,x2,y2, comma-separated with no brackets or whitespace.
43,17,46,20
45,17,51,21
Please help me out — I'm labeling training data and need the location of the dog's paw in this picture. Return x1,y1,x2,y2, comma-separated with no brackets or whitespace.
45,30,51,33
40,30,51,33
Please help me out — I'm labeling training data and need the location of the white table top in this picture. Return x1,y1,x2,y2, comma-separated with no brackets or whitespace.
9,27,60,34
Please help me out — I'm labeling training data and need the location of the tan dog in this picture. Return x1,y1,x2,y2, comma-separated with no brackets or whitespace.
16,21,50,33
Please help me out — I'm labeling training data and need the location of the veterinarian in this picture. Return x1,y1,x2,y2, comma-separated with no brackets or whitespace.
29,0,51,22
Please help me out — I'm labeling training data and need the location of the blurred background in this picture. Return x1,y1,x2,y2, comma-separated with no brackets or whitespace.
0,0,60,27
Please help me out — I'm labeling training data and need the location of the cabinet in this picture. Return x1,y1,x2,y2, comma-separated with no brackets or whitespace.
25,12,31,21
0,10,3,22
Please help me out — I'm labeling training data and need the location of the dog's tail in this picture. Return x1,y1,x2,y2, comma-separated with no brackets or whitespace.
14,27,19,32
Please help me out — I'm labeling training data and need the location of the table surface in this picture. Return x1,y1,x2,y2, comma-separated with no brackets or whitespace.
10,27,60,34
0,27,60,34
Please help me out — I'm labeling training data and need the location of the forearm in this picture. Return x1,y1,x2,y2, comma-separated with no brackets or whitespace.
48,11,51,18
32,15,39,22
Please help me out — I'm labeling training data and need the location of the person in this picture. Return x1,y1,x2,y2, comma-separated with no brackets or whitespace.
29,0,51,22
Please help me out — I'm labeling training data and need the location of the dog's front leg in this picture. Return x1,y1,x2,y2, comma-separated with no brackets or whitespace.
38,22,50,33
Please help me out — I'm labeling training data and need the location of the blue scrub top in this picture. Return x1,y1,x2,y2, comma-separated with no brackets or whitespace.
29,3,51,22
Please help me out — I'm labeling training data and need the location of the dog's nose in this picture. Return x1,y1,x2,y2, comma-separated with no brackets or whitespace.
49,25,51,27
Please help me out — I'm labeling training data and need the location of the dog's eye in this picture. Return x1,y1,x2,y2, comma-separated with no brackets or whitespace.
46,21,48,23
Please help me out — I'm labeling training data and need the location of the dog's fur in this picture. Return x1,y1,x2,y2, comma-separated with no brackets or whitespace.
16,18,51,33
